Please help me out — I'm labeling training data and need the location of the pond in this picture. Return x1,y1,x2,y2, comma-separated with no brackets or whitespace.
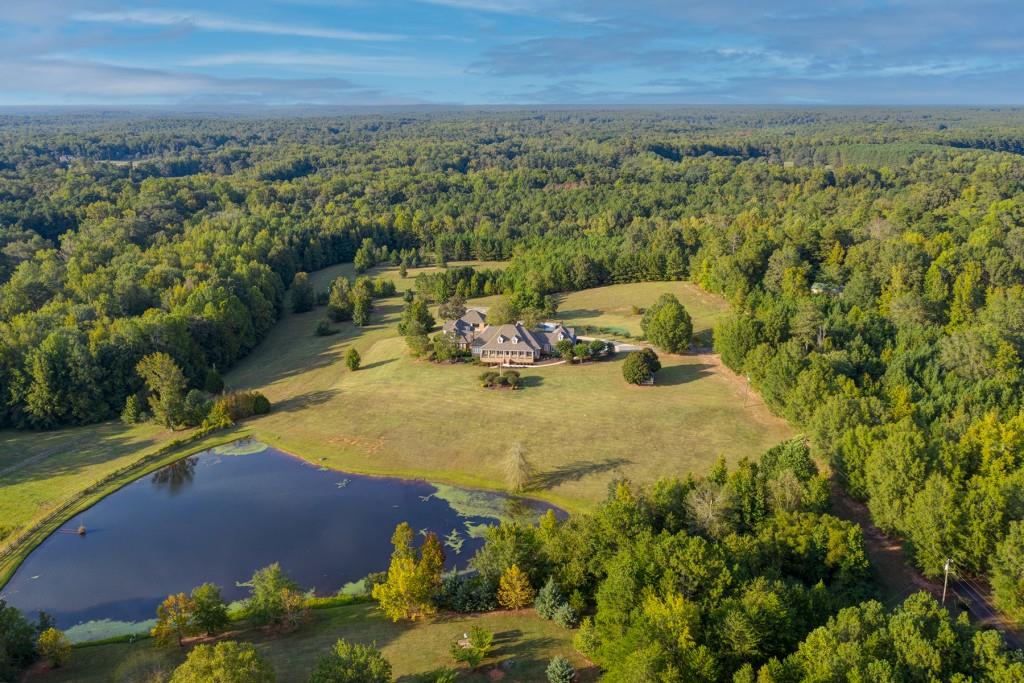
0,441,560,640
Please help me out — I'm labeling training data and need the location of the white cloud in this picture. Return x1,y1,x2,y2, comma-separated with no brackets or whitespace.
0,57,401,104
72,9,404,42
180,50,463,77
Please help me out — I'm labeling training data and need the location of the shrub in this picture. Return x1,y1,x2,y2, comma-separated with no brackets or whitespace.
503,370,521,388
308,638,391,683
622,350,657,384
535,578,563,620
546,655,576,683
414,668,458,683
112,650,175,683
479,371,499,387
315,318,335,336
345,348,361,371
450,626,493,670
211,391,272,423
169,641,274,683
438,573,497,613
36,628,71,668
553,603,579,629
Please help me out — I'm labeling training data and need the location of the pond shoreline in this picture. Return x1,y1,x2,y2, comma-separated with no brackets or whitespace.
2,440,562,639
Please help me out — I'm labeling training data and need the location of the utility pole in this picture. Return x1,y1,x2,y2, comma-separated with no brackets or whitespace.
942,558,952,606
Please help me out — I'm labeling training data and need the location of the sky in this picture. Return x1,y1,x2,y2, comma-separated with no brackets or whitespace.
2,0,1023,106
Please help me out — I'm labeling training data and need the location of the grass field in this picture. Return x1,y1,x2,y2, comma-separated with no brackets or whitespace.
226,267,791,510
471,281,729,341
0,261,791,560
27,604,594,683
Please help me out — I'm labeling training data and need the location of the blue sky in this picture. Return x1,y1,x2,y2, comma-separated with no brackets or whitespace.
2,1,1023,105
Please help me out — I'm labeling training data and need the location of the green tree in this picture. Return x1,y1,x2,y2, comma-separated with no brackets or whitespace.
438,295,467,321
0,599,36,680
36,628,70,668
327,277,354,321
622,349,659,385
992,521,1024,623
432,332,460,362
308,639,392,683
352,291,373,326
170,641,275,683
345,348,361,371
487,298,518,325
641,293,693,353
120,394,142,424
246,563,301,627
191,583,230,636
398,298,435,336
136,352,187,429
556,339,575,361
291,272,315,313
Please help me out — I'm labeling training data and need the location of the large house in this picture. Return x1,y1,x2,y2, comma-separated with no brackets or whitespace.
442,308,576,364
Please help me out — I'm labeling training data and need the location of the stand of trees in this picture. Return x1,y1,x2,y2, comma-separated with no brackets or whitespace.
5,109,1024,618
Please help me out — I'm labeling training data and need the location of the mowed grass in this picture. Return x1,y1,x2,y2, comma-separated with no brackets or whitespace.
228,268,791,510
0,423,180,544
0,262,503,549
29,604,595,683
556,281,730,339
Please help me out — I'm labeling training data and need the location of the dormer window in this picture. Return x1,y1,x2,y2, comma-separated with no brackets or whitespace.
557,333,564,340
512,336,519,344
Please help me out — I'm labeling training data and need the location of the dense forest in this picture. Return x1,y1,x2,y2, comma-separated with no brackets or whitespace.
6,107,1024,659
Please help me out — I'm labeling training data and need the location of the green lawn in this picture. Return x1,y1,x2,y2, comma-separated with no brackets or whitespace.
0,264,791,581
0,422,180,545
227,269,791,510
27,605,595,683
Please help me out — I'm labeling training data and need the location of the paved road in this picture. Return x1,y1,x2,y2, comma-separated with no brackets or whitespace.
952,578,1023,649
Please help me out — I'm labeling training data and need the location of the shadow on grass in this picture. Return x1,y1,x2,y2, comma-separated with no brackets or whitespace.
361,358,396,371
519,375,544,388
556,308,603,322
655,363,713,386
533,457,632,490
0,425,162,487
272,389,340,413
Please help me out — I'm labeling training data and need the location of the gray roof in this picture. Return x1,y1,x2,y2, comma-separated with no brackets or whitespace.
477,323,544,353
461,308,487,325
442,318,475,344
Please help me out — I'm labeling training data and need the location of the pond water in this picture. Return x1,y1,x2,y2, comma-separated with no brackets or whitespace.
0,441,559,639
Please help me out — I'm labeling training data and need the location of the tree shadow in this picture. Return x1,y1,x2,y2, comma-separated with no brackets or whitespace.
360,358,396,371
491,634,557,659
556,308,603,322
272,389,340,414
533,457,633,490
655,363,713,386
519,375,544,388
